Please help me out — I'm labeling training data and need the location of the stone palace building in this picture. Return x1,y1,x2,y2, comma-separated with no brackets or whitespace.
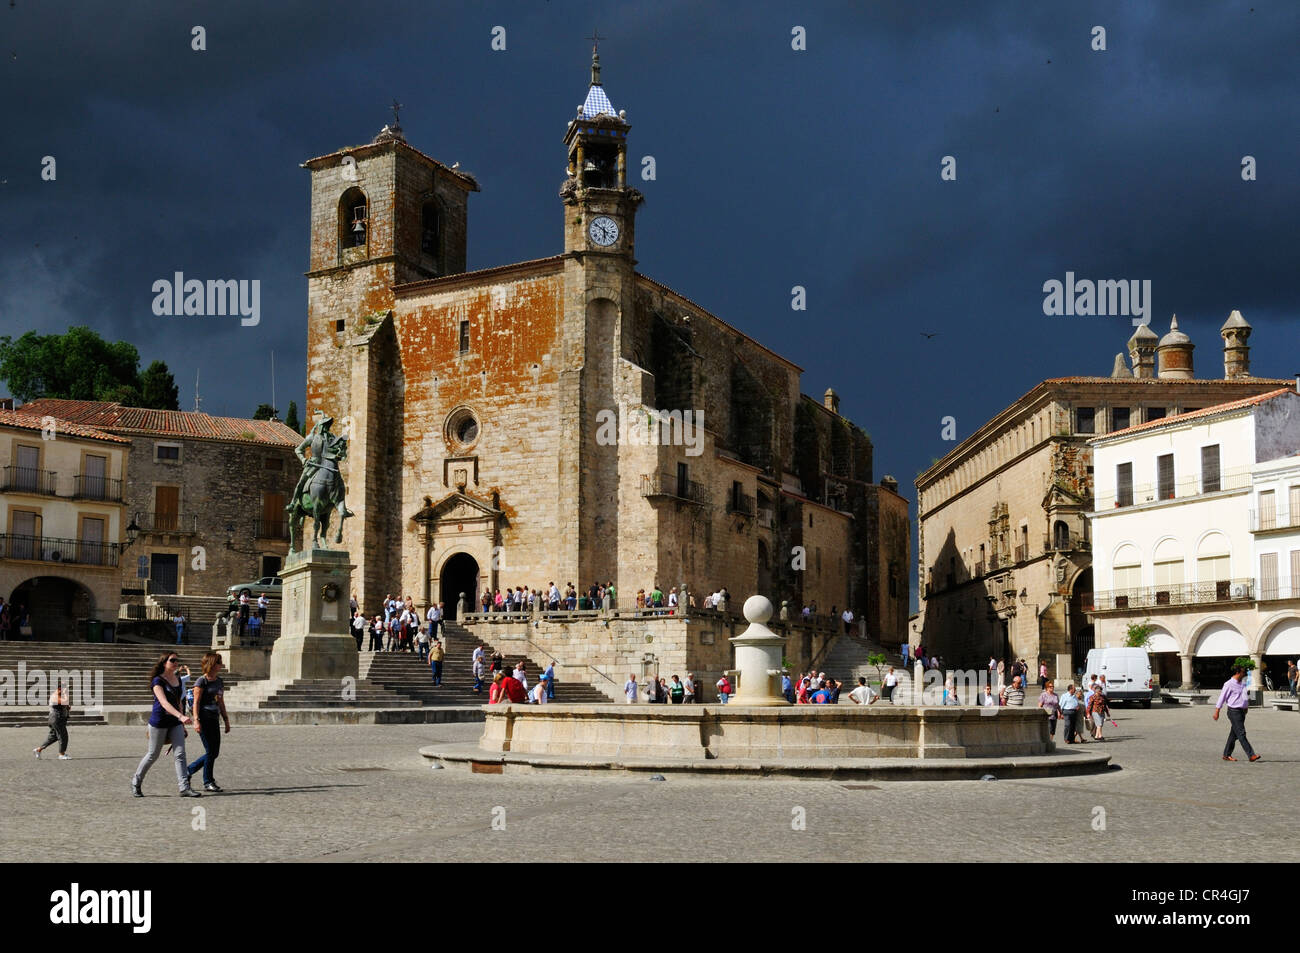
914,312,1292,675
300,48,909,642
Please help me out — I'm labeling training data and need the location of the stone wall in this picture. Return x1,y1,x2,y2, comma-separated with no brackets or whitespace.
119,434,296,598
466,610,837,703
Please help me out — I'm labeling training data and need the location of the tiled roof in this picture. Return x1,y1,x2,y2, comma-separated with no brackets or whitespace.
15,399,301,446
1093,387,1297,441
582,84,617,119
0,408,129,443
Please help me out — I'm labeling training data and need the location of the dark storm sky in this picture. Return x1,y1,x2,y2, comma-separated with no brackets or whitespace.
3,1,1298,526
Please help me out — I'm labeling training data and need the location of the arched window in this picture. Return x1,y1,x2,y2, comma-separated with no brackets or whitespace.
1053,520,1070,550
1113,544,1141,595
421,199,441,260
339,187,368,252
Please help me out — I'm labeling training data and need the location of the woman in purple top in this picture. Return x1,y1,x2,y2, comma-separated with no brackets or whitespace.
130,652,200,798
1037,680,1060,739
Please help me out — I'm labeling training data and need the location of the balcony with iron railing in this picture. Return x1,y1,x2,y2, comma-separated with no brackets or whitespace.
1258,576,1300,601
1249,509,1300,533
1044,533,1091,553
74,474,123,502
255,517,290,540
0,533,120,567
1095,466,1251,510
1,465,58,496
134,512,199,534
640,472,710,507
727,492,755,517
1014,543,1030,563
1090,578,1254,612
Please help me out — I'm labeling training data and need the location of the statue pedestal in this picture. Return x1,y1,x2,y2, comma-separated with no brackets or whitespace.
729,595,790,707
270,549,358,683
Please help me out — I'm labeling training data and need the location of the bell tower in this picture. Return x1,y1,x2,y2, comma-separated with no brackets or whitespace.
558,40,645,593
561,41,642,258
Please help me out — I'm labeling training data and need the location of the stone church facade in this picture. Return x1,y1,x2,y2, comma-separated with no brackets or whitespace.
302,50,909,642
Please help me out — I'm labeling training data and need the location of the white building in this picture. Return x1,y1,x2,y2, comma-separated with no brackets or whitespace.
1088,386,1300,688
1250,452,1300,684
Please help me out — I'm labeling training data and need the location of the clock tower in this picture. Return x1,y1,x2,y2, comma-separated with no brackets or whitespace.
558,42,645,590
561,43,642,258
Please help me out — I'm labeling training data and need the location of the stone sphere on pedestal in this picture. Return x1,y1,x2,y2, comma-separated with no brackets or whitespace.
743,595,773,624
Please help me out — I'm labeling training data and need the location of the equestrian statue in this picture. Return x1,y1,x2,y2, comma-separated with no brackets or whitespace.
286,409,355,553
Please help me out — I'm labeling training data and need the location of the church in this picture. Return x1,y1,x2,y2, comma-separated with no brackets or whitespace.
302,47,910,643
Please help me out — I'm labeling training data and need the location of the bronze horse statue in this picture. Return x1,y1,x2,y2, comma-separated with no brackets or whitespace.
286,412,354,553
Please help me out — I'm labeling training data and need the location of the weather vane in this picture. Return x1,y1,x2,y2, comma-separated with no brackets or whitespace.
586,28,603,52
390,98,403,127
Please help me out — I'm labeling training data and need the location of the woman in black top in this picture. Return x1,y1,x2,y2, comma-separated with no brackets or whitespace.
186,652,231,792
131,652,198,797
33,682,72,759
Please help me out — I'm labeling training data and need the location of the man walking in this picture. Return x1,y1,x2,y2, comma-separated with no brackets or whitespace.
428,638,444,686
883,666,898,703
1214,665,1261,762
624,673,638,704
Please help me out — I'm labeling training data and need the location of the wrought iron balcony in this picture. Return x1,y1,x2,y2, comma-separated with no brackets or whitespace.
255,518,290,540
1095,466,1251,510
1,465,57,496
1043,533,1091,553
1249,509,1300,533
727,492,755,517
1091,579,1254,612
641,472,710,506
1257,576,1300,601
134,512,198,534
74,474,123,502
0,533,120,567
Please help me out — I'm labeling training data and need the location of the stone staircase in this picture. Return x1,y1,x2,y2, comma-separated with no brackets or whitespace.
816,634,915,701
438,621,614,704
144,593,282,645
221,677,419,709
0,639,244,722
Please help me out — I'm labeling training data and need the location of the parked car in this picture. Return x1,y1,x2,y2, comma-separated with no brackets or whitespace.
227,576,283,599
1084,647,1153,707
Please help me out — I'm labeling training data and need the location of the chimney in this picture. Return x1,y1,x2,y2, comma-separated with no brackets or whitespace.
1156,315,1194,380
823,387,840,414
1219,309,1252,379
1127,322,1158,379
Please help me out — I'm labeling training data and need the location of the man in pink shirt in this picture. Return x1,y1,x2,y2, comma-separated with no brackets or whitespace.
1213,666,1261,762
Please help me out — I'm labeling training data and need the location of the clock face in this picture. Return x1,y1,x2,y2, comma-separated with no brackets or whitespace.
588,216,620,247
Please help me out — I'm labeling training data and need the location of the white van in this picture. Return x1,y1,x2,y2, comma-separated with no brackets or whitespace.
1084,648,1153,707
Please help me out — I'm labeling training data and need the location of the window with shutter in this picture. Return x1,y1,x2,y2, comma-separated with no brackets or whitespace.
1117,463,1133,507
1259,490,1277,530
1289,486,1300,528
1291,550,1300,600
1157,454,1175,500
1260,552,1279,600
1200,445,1220,493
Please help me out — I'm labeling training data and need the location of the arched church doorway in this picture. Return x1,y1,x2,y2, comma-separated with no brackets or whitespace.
440,553,479,620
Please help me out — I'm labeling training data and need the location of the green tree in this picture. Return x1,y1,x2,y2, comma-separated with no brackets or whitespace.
285,400,301,434
1124,619,1155,648
252,404,278,421
0,326,141,403
867,652,888,686
138,360,179,410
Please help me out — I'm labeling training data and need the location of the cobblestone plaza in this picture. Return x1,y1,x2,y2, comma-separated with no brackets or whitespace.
4,705,1296,863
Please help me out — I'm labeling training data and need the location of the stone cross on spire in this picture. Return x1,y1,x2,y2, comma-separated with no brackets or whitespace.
390,98,404,129
586,28,604,85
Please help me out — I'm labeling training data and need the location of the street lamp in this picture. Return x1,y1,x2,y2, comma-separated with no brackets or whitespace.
121,515,141,552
